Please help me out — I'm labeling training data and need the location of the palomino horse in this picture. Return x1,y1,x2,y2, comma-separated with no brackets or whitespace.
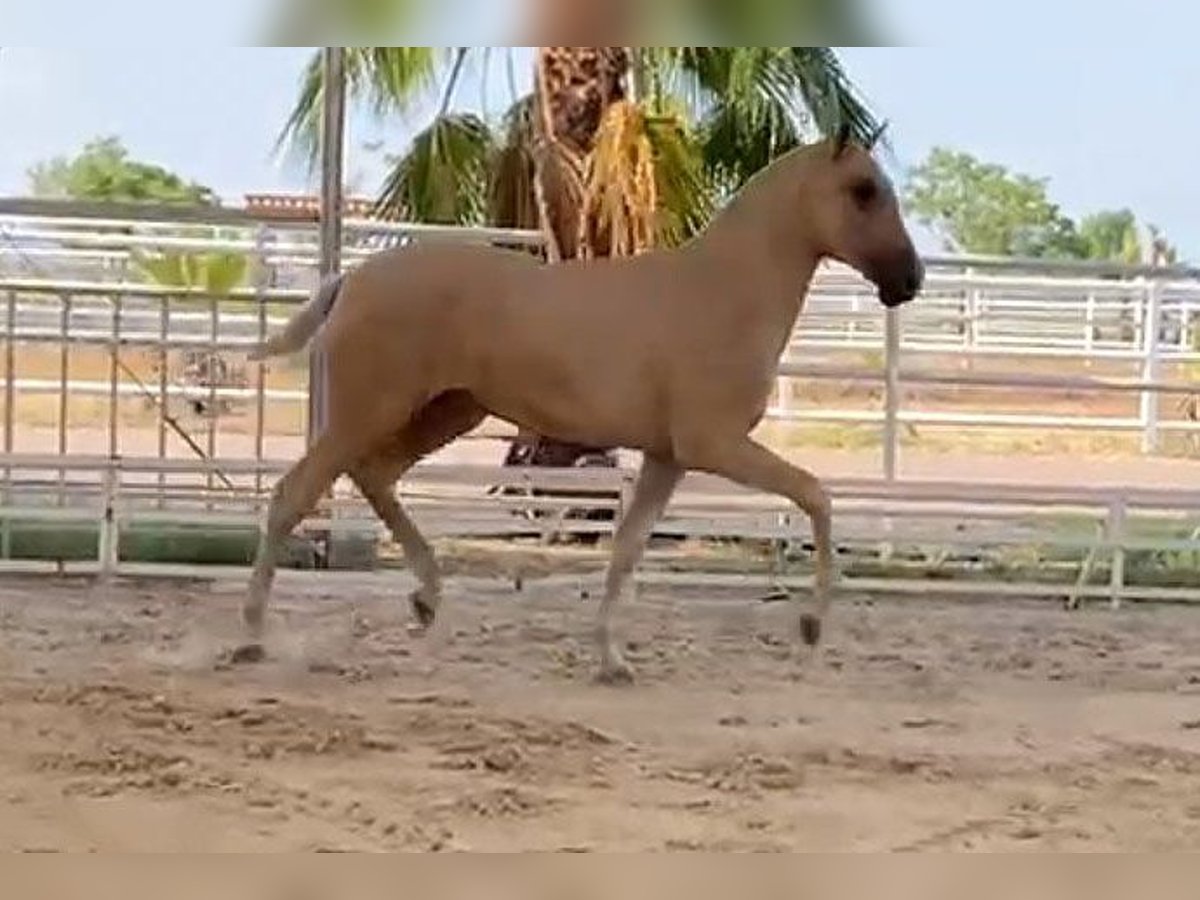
245,128,923,683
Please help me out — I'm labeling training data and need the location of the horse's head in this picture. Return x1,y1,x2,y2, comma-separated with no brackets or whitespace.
805,124,923,308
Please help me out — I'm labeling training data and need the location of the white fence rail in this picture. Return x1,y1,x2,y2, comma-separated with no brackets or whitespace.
1,453,1197,606
0,206,1197,601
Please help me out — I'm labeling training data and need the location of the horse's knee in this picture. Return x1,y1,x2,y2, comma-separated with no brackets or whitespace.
803,483,833,531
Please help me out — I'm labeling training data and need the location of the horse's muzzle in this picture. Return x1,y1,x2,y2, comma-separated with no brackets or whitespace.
879,257,924,308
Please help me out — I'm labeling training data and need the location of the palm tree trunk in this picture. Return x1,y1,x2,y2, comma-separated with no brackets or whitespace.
500,47,631,527
534,46,629,261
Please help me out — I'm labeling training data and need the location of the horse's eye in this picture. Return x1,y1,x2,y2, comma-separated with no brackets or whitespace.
851,179,878,207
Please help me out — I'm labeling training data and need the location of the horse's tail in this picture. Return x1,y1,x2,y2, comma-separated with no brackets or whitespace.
248,272,345,361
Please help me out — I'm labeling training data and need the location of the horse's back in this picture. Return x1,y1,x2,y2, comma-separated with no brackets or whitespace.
364,241,540,284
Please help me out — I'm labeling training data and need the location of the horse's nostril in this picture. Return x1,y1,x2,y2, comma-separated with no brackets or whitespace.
905,274,922,296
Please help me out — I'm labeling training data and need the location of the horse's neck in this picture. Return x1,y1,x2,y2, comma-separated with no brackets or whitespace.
688,194,818,347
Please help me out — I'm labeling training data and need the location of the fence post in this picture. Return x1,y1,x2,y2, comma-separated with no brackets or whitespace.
1106,498,1126,610
965,266,981,350
882,306,901,481
1183,297,1195,354
252,224,271,499
308,48,378,569
309,46,345,447
3,290,14,562
1139,278,1163,454
1084,291,1096,355
98,461,118,580
878,306,902,562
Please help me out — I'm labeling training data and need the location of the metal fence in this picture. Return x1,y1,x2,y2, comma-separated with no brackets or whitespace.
4,208,1199,459
0,206,1197,603
784,263,1200,459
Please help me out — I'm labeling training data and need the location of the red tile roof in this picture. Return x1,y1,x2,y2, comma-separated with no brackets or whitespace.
242,193,379,222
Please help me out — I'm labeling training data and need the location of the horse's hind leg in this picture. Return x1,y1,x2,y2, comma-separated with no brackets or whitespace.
350,390,486,629
241,431,355,655
355,476,440,629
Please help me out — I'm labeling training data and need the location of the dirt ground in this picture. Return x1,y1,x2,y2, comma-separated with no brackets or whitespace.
0,572,1198,852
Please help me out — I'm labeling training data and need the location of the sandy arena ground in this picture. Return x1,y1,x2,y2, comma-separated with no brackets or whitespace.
0,571,1198,852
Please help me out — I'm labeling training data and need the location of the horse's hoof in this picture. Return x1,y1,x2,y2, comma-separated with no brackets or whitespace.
798,613,822,647
229,642,266,665
409,590,437,629
791,639,818,670
594,662,636,687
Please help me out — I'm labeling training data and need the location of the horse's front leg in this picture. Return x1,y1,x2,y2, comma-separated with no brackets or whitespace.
594,456,683,685
679,436,834,664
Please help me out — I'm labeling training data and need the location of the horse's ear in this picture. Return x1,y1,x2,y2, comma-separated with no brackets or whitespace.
832,122,852,159
867,120,890,149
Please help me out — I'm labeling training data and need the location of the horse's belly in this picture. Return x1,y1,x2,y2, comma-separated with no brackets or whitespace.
466,357,653,450
475,386,627,446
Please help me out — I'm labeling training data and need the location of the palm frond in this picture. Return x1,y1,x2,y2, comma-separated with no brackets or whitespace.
277,47,443,169
644,113,714,246
580,101,658,259
277,51,323,165
487,95,540,231
131,250,189,288
787,47,883,148
676,49,805,192
699,66,804,190
374,112,494,224
636,47,707,118
437,47,471,116
641,46,883,196
200,252,251,296
579,100,713,255
132,250,249,295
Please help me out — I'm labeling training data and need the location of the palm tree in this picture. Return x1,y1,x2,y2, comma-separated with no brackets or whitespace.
280,47,880,527
131,247,249,297
282,48,879,232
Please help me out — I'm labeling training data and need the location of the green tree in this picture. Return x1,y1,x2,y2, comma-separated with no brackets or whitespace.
130,243,251,419
1077,208,1141,263
904,147,1080,257
28,136,218,206
905,147,1183,265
